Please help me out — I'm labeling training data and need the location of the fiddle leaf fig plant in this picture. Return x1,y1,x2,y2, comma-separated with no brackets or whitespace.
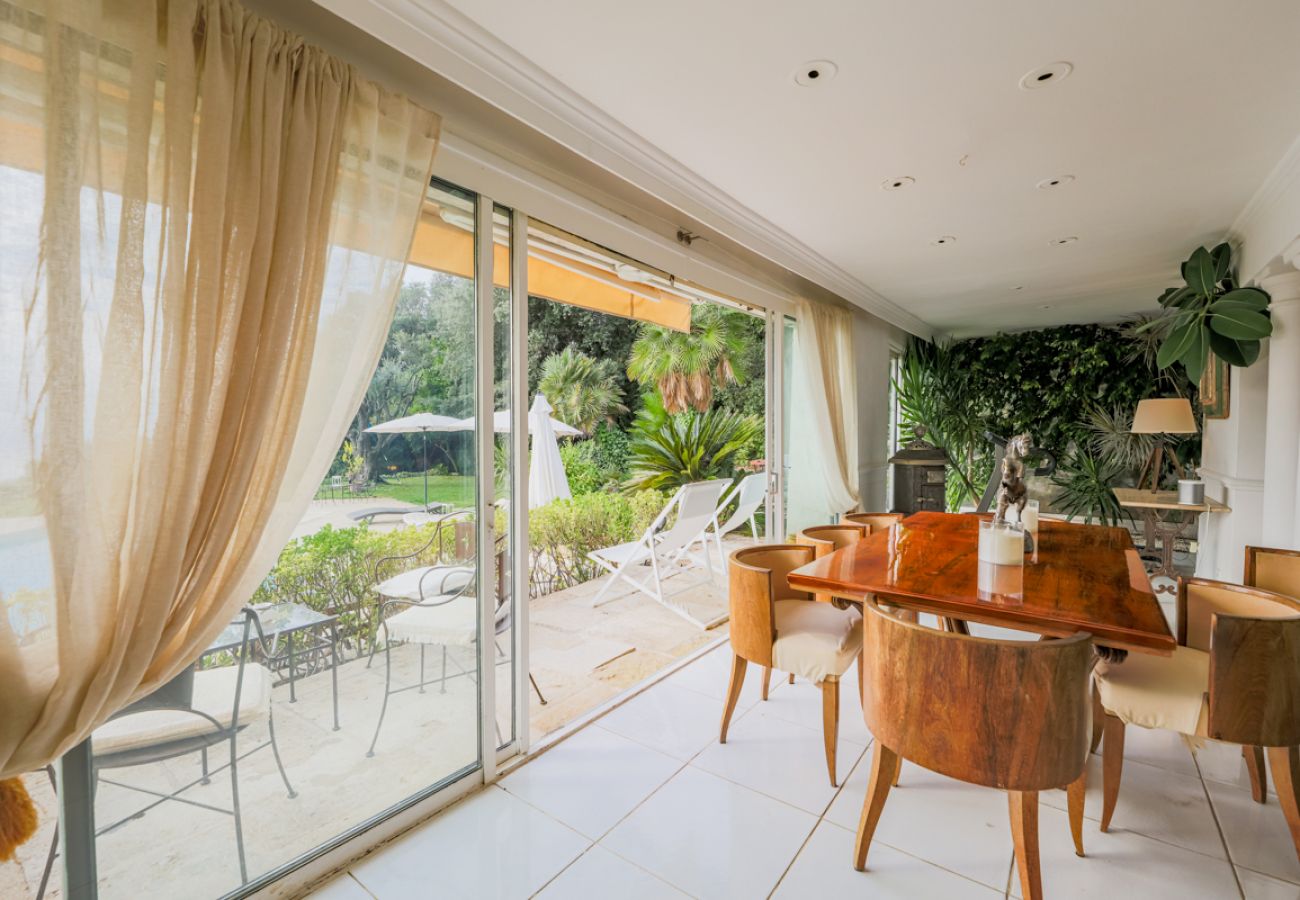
1142,243,1272,382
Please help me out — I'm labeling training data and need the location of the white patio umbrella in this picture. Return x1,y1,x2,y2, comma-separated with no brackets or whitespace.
527,394,572,508
363,412,465,509
453,408,584,438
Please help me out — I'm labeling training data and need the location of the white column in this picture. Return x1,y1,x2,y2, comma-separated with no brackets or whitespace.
1259,265,1300,550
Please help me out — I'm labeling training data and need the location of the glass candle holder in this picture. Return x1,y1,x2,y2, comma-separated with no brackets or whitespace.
978,519,1025,566
1015,500,1040,561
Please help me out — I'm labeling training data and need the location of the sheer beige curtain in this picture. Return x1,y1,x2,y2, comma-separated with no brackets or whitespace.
0,0,440,784
787,298,860,533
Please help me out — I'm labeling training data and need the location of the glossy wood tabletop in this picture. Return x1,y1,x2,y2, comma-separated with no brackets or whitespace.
787,511,1176,655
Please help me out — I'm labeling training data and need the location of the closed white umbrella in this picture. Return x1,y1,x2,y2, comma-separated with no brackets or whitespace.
527,394,572,508
364,413,465,509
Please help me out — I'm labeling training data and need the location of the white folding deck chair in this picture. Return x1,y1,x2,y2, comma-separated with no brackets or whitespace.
706,472,768,559
588,479,729,624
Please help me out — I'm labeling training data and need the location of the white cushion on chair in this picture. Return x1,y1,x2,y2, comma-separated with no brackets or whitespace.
1095,645,1209,737
376,566,473,602
771,599,863,684
385,593,478,647
92,664,273,756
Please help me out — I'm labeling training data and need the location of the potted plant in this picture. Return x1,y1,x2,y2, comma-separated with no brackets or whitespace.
1142,243,1272,382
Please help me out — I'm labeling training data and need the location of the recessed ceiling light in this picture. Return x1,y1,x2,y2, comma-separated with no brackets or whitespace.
1019,61,1073,91
1051,236,1079,245
1036,175,1075,190
882,176,915,191
931,235,957,246
794,60,838,87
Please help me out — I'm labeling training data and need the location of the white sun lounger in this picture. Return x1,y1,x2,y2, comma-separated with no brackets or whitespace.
588,479,730,626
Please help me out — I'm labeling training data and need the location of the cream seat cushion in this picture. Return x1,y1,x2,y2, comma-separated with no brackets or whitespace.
1095,645,1209,737
385,593,478,646
771,599,863,684
376,565,474,602
93,664,273,756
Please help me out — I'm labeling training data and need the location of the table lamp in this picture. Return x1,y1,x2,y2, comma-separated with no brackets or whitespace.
1131,397,1198,490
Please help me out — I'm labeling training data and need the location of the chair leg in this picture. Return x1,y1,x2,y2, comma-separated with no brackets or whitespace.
853,741,899,870
719,654,747,743
419,644,427,693
1090,684,1104,755
1009,790,1042,900
440,645,448,694
37,767,57,900
761,666,772,701
1244,745,1268,804
367,639,395,758
1100,714,1125,832
1067,770,1087,856
267,707,297,799
821,676,840,787
229,737,248,884
1267,746,1300,863
201,746,210,784
789,672,795,685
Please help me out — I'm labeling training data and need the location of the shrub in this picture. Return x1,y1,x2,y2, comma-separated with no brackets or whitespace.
559,424,632,495
559,440,604,495
528,490,664,590
252,522,460,652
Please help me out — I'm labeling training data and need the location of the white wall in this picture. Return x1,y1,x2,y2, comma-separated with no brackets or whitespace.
1200,138,1300,577
854,311,905,513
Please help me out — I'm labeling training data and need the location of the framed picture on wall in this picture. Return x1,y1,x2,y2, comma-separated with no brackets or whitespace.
1200,351,1230,419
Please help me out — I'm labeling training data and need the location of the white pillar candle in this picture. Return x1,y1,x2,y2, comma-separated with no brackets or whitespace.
978,522,1025,566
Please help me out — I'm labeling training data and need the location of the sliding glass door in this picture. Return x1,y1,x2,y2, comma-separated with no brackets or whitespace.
32,177,525,900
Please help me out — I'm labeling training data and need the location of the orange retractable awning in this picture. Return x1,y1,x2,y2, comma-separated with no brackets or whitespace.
409,208,691,332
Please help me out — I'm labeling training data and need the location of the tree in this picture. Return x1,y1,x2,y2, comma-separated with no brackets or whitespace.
538,346,628,434
527,298,640,421
627,303,753,413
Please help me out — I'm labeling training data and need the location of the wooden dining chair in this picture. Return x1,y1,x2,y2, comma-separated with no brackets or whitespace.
721,545,863,787
1245,545,1300,599
796,524,869,604
853,600,1091,900
1095,577,1300,852
844,512,904,533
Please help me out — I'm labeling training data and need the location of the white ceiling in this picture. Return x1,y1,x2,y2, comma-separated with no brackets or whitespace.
425,0,1300,336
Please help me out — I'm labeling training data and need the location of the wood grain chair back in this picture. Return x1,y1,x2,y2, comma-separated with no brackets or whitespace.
1176,578,1300,747
728,544,815,667
845,512,904,533
860,600,1092,791
1244,546,1300,600
796,525,867,603
796,524,868,557
1178,578,1300,651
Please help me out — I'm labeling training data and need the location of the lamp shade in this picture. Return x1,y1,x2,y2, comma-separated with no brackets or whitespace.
1131,398,1198,434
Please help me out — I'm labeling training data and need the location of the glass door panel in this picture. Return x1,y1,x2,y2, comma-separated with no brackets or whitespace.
73,177,486,899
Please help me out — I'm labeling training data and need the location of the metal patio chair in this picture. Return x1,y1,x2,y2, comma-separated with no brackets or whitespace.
37,608,295,896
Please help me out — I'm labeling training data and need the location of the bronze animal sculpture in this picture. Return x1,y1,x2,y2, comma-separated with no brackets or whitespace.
994,433,1033,525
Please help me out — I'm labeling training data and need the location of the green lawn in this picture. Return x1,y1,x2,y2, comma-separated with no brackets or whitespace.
367,474,475,509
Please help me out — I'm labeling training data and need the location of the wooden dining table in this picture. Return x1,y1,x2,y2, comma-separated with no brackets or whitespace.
787,511,1176,659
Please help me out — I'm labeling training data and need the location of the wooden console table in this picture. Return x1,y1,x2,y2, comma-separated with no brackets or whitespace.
1113,488,1230,595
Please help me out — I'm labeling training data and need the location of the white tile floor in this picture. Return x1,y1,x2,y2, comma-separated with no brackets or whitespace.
315,636,1300,900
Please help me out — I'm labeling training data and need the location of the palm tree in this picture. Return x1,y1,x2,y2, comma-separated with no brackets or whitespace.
626,303,751,413
538,346,628,434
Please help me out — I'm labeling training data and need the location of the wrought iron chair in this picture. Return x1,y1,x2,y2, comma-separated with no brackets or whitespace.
367,521,545,757
36,608,295,896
